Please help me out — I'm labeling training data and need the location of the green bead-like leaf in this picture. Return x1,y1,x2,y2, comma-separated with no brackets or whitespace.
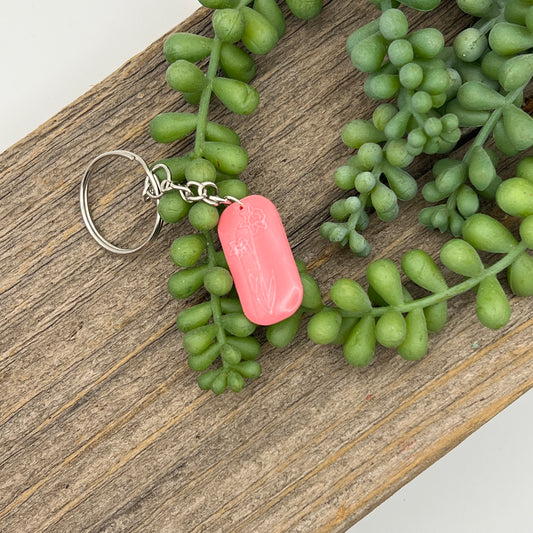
168,265,208,299
212,77,260,115
202,142,249,174
454,28,487,63
227,370,245,392
462,214,519,253
212,371,228,395
188,343,221,371
493,119,520,156
199,0,239,8
375,309,407,348
457,81,505,111
266,311,302,348
219,313,256,337
519,216,533,249
401,0,441,11
476,275,511,330
343,316,376,367
217,179,249,200
235,360,262,379
440,239,484,277
383,164,417,201
456,185,479,218
365,73,400,100
188,202,219,232
457,0,493,17
164,33,213,63
166,60,206,93
226,336,261,360
489,22,533,56
468,146,496,191
434,160,467,195
499,54,533,91
330,278,372,314
408,28,444,58
517,157,533,183
371,182,399,221
350,33,388,73
342,119,386,148
423,301,447,333
240,6,279,55
158,190,191,223
308,308,342,345
285,0,323,19
198,369,220,390
508,252,533,296
205,121,241,145
220,43,257,82
254,0,286,37
446,99,490,128
496,178,533,218
183,324,219,356
204,267,234,296
212,8,246,43
150,113,197,143
502,105,533,152
481,51,507,80
397,308,428,361
170,234,206,268
220,344,242,365
220,297,242,314
176,302,213,333
401,249,447,293
366,259,404,306
300,272,323,312
384,108,411,140
379,8,408,40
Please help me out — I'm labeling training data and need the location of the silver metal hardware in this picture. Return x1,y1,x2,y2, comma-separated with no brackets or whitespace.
80,150,242,255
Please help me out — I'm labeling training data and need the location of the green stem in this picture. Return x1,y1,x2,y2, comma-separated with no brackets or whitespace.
446,190,457,212
194,37,227,346
463,84,526,165
343,241,527,318
195,37,223,156
204,230,228,347
343,192,370,243
474,7,505,35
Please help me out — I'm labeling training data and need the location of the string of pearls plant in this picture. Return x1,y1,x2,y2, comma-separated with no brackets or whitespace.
149,0,323,394
150,0,533,392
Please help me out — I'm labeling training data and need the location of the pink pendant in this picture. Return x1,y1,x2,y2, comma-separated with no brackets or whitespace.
218,195,303,326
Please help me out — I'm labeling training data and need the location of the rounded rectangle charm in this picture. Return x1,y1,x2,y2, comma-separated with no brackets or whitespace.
218,195,303,326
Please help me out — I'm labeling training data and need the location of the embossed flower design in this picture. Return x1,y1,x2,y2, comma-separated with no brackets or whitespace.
229,238,250,257
247,207,267,232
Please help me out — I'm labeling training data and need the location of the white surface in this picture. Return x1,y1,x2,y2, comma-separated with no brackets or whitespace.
1,2,531,531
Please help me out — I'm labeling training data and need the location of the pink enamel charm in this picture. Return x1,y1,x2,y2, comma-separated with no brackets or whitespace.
218,195,303,326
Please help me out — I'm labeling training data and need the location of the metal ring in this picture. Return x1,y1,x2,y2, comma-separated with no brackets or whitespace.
80,150,163,255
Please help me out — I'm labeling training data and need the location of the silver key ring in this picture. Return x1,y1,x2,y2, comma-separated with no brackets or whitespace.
80,150,163,255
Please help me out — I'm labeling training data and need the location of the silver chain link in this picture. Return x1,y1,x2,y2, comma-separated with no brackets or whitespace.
142,163,242,207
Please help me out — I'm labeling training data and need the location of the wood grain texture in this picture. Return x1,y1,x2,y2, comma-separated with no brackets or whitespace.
1,1,532,531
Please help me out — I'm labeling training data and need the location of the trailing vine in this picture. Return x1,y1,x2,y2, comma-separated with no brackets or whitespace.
150,0,323,393
150,0,533,392
306,0,533,367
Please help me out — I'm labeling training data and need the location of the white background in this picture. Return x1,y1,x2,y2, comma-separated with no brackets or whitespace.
1,1,531,531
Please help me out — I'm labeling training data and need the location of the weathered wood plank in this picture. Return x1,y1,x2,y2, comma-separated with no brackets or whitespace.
1,1,532,532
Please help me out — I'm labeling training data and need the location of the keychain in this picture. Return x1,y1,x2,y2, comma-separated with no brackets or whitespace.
80,150,303,326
